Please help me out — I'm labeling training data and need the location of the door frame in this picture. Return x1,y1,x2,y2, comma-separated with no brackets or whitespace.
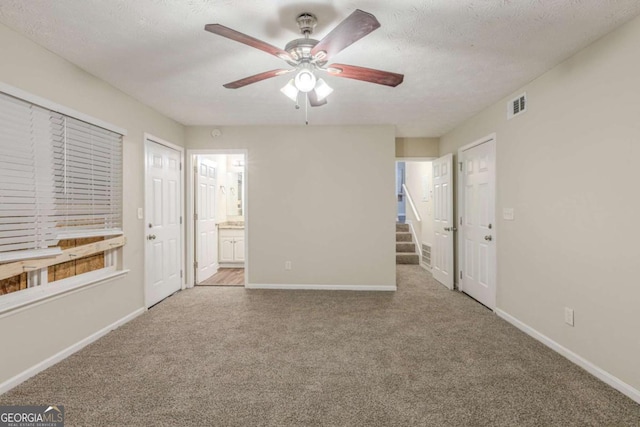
143,133,186,307
456,133,497,309
186,149,249,289
396,157,437,270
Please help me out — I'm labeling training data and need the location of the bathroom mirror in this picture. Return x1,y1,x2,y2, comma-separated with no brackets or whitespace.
226,171,243,217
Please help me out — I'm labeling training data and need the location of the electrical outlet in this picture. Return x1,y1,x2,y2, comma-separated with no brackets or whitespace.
137,208,144,220
564,307,574,326
285,261,292,271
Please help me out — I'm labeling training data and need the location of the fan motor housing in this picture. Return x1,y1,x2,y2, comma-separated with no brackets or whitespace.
285,38,319,61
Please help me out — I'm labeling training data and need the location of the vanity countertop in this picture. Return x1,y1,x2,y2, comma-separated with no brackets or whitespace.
218,221,244,230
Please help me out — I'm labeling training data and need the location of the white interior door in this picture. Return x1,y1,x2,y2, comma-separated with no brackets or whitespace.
195,157,218,283
432,153,454,289
459,138,496,309
145,140,182,307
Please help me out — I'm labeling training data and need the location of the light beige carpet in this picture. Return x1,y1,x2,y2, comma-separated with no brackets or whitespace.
1,265,639,426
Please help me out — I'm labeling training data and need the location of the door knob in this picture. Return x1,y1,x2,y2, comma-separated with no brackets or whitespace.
484,235,492,241
444,227,451,231
147,234,157,240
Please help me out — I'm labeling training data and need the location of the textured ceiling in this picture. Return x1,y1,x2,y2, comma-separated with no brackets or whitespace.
1,1,639,136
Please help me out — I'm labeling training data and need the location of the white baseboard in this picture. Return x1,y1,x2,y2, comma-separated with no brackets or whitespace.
496,309,640,405
420,262,432,272
0,307,145,395
219,263,244,269
247,284,397,291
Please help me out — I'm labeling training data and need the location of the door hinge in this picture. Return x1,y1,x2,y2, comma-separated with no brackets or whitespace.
460,271,463,280
460,217,463,226
459,162,463,172
194,213,198,221
180,162,182,171
180,216,183,225
194,165,198,174
180,270,183,279
194,261,199,269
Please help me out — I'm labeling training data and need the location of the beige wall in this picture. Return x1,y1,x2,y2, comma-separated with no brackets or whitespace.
0,23,185,384
396,137,439,158
440,14,640,392
186,126,397,288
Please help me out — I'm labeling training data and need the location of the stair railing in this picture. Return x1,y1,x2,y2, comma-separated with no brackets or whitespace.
402,184,421,223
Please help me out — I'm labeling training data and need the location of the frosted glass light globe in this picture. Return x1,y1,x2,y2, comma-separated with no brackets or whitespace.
294,69,317,93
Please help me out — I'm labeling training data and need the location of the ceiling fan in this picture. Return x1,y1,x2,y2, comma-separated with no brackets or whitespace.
204,9,404,107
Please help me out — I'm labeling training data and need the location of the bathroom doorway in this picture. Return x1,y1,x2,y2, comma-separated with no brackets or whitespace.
187,151,247,287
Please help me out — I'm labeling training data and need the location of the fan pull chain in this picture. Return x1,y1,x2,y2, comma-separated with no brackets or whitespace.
305,93,309,125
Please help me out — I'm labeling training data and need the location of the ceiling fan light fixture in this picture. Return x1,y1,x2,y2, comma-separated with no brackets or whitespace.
280,79,299,102
294,69,317,93
314,78,333,101
206,9,404,108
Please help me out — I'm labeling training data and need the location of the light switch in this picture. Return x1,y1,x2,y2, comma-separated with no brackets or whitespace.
564,307,574,327
503,208,515,221
137,208,144,220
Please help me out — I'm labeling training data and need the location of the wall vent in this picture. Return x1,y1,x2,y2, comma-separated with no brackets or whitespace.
421,243,431,268
507,93,527,120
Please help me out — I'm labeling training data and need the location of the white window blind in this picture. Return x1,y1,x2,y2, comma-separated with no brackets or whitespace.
53,114,123,239
0,94,57,256
0,91,123,262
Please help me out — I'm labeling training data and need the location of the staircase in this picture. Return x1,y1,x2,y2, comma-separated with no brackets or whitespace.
396,223,419,264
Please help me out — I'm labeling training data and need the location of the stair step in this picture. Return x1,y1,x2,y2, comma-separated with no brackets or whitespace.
396,253,420,265
396,223,410,232
396,232,412,242
396,242,416,253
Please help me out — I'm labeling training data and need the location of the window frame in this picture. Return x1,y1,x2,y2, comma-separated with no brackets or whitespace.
0,82,128,315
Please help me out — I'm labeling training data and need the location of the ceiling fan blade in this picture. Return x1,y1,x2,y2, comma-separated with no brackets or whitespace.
308,91,328,107
223,69,292,89
311,10,380,61
326,64,404,87
205,24,293,62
